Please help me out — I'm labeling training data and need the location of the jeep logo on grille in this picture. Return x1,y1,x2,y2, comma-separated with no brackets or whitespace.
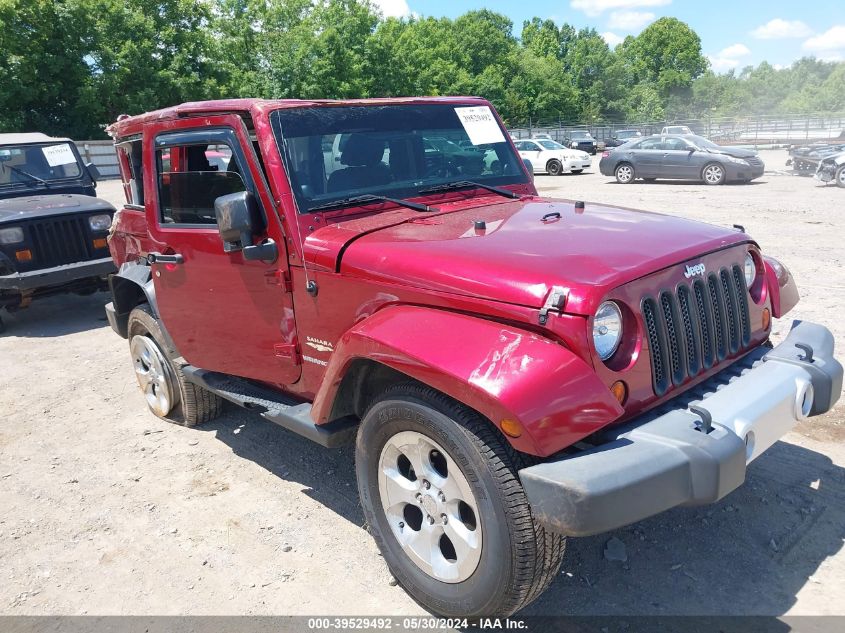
683,263,706,278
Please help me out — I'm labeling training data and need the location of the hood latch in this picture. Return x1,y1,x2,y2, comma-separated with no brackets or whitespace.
538,286,567,326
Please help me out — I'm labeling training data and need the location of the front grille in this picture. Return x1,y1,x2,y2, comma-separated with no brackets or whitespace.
26,216,95,267
642,265,751,396
746,157,763,168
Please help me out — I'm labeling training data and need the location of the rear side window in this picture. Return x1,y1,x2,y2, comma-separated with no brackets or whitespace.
636,138,664,150
156,143,245,225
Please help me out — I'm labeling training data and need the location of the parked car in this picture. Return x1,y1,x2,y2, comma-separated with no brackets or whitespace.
105,97,840,618
599,134,765,185
787,141,845,175
0,133,116,332
515,138,591,175
661,125,693,135
563,130,597,154
815,150,845,187
604,129,642,148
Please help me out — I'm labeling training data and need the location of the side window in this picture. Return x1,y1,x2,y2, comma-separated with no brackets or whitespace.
663,138,688,151
116,140,144,206
638,138,664,150
156,143,245,225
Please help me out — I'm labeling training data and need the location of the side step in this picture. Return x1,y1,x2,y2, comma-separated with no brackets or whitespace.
181,366,358,448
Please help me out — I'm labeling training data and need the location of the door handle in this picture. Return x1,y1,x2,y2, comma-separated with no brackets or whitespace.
148,252,184,265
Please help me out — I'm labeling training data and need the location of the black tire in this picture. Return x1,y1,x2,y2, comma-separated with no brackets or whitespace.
127,303,223,426
836,165,845,189
702,162,726,185
546,159,563,176
356,383,565,618
615,162,634,184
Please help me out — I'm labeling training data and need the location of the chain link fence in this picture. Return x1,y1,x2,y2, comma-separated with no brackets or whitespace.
508,112,845,146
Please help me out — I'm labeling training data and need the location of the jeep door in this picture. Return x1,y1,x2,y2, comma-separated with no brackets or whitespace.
144,117,301,385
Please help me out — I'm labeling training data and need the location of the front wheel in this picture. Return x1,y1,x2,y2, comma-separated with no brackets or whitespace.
836,165,845,188
702,162,726,185
546,159,563,176
356,384,565,618
615,162,634,183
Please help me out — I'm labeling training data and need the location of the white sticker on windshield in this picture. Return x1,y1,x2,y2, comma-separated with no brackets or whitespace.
42,144,76,167
455,106,505,145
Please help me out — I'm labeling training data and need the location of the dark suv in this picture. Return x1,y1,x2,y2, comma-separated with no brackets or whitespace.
0,133,116,331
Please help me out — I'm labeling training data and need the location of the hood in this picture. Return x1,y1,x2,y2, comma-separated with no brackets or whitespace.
0,193,115,222
710,146,757,159
304,197,749,316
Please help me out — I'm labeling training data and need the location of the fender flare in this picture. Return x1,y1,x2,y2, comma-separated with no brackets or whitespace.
312,305,624,457
107,262,178,352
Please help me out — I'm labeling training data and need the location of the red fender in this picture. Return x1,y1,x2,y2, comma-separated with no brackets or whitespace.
312,305,624,457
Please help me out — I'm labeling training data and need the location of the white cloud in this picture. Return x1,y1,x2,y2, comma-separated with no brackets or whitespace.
602,32,625,47
608,11,655,30
708,43,751,72
370,0,411,18
570,0,671,18
803,25,845,52
751,18,813,40
719,43,751,58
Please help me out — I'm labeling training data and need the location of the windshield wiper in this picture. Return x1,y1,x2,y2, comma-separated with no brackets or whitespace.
4,164,49,186
308,194,434,213
419,180,519,199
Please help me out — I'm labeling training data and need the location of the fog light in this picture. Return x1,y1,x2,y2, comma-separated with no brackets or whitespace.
762,308,771,331
610,380,628,405
15,249,33,262
93,238,108,249
500,418,523,438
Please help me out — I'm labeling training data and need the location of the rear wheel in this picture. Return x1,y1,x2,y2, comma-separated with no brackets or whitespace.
127,304,223,426
356,384,565,617
702,162,726,185
836,165,845,188
615,162,634,184
546,159,563,176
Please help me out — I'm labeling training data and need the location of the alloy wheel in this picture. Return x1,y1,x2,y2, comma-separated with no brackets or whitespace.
377,430,482,583
130,335,178,416
704,164,724,184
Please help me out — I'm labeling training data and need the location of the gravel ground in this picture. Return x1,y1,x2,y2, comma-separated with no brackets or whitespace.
1,149,843,616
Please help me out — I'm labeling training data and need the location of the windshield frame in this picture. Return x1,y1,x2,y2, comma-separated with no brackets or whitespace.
0,142,86,190
269,103,530,216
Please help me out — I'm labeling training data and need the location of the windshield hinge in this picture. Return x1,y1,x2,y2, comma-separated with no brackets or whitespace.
538,287,567,326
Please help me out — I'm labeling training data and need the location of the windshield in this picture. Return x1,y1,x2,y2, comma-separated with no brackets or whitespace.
687,135,721,150
271,104,528,214
537,140,565,150
0,143,82,188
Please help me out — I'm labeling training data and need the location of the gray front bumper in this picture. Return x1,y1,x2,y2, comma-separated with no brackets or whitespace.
0,257,115,291
520,321,842,536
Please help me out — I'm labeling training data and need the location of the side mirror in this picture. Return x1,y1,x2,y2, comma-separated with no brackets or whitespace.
522,158,534,181
214,191,276,262
85,162,101,182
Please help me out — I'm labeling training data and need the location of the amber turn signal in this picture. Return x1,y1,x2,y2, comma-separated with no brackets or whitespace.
92,238,108,249
610,380,628,405
762,308,771,331
500,418,523,438
15,249,33,262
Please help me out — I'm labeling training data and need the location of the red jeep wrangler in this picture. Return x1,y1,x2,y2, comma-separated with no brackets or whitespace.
105,98,842,617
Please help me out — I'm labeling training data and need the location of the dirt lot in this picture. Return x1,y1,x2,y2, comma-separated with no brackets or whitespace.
1,149,844,616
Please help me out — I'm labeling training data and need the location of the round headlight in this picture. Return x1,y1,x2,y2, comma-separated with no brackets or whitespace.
744,253,757,288
88,214,112,231
593,301,623,361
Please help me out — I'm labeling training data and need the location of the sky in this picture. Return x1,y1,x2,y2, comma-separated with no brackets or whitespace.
371,0,845,72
